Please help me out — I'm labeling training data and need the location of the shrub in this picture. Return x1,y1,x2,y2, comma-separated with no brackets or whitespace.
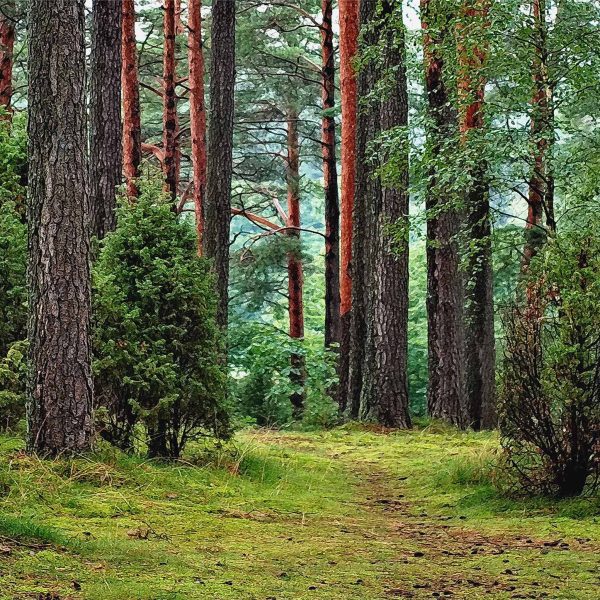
0,113,27,215
0,340,28,431
0,201,27,357
229,322,339,428
93,190,230,459
499,220,600,497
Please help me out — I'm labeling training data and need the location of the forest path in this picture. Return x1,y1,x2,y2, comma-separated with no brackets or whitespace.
253,428,600,600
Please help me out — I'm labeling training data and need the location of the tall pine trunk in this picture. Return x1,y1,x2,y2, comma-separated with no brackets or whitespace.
346,0,380,419
0,0,14,120
359,0,411,428
205,0,236,329
321,0,341,350
188,0,207,255
337,0,359,413
421,0,466,428
122,0,142,200
286,107,306,417
457,0,496,430
27,0,93,455
89,0,122,239
162,0,179,201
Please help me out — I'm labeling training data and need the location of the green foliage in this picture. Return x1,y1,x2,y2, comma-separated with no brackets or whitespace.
0,113,27,214
499,216,600,497
93,188,230,458
0,340,28,431
0,201,27,357
229,322,338,428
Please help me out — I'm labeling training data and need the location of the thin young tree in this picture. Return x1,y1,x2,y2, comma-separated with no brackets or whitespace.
321,0,341,350
162,0,180,201
421,0,466,427
205,0,236,329
122,0,142,200
0,0,15,120
338,0,359,412
89,0,123,239
286,106,306,416
27,0,93,454
188,0,207,255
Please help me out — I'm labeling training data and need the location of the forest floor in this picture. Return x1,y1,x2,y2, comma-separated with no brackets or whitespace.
0,425,598,599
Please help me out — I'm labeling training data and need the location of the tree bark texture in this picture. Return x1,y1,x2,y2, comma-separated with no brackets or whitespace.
162,0,180,201
421,0,466,427
346,0,380,420
337,0,359,412
89,0,123,239
457,0,496,430
205,0,235,330
0,0,14,119
321,0,341,350
188,0,207,255
286,107,306,417
122,0,142,200
361,0,411,428
27,0,93,455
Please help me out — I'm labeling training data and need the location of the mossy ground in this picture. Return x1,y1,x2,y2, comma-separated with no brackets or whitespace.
0,426,598,599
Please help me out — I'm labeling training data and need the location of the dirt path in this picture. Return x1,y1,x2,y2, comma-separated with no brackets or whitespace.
264,431,600,600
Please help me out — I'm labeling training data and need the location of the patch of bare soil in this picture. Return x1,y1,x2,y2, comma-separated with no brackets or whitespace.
354,467,599,599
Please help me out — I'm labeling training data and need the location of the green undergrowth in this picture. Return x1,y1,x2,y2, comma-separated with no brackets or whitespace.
0,426,598,599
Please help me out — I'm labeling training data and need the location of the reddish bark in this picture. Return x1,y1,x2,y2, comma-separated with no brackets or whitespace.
321,0,341,349
457,0,496,430
122,0,142,199
524,0,554,265
286,108,305,417
188,0,207,255
0,0,14,120
163,0,180,201
338,0,359,319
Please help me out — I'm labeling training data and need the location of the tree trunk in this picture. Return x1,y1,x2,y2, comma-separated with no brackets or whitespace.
122,0,142,200
337,0,359,412
321,0,341,350
286,107,306,417
346,0,380,420
162,0,179,201
0,0,14,120
188,0,207,255
27,0,93,455
458,0,496,430
359,0,411,429
421,0,466,428
89,0,122,239
205,0,235,330
524,0,554,265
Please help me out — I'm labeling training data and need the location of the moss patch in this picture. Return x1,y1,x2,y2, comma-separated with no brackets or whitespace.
0,427,598,599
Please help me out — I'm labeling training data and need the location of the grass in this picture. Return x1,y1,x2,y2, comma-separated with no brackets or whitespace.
0,426,598,599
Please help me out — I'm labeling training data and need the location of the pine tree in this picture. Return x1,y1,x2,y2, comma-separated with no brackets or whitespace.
0,0,15,120
188,0,207,255
122,0,142,200
205,0,236,329
421,0,467,427
321,0,341,350
338,0,359,412
89,0,122,239
27,0,93,455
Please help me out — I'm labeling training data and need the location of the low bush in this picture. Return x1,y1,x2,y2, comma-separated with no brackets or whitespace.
499,219,600,497
93,189,230,458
